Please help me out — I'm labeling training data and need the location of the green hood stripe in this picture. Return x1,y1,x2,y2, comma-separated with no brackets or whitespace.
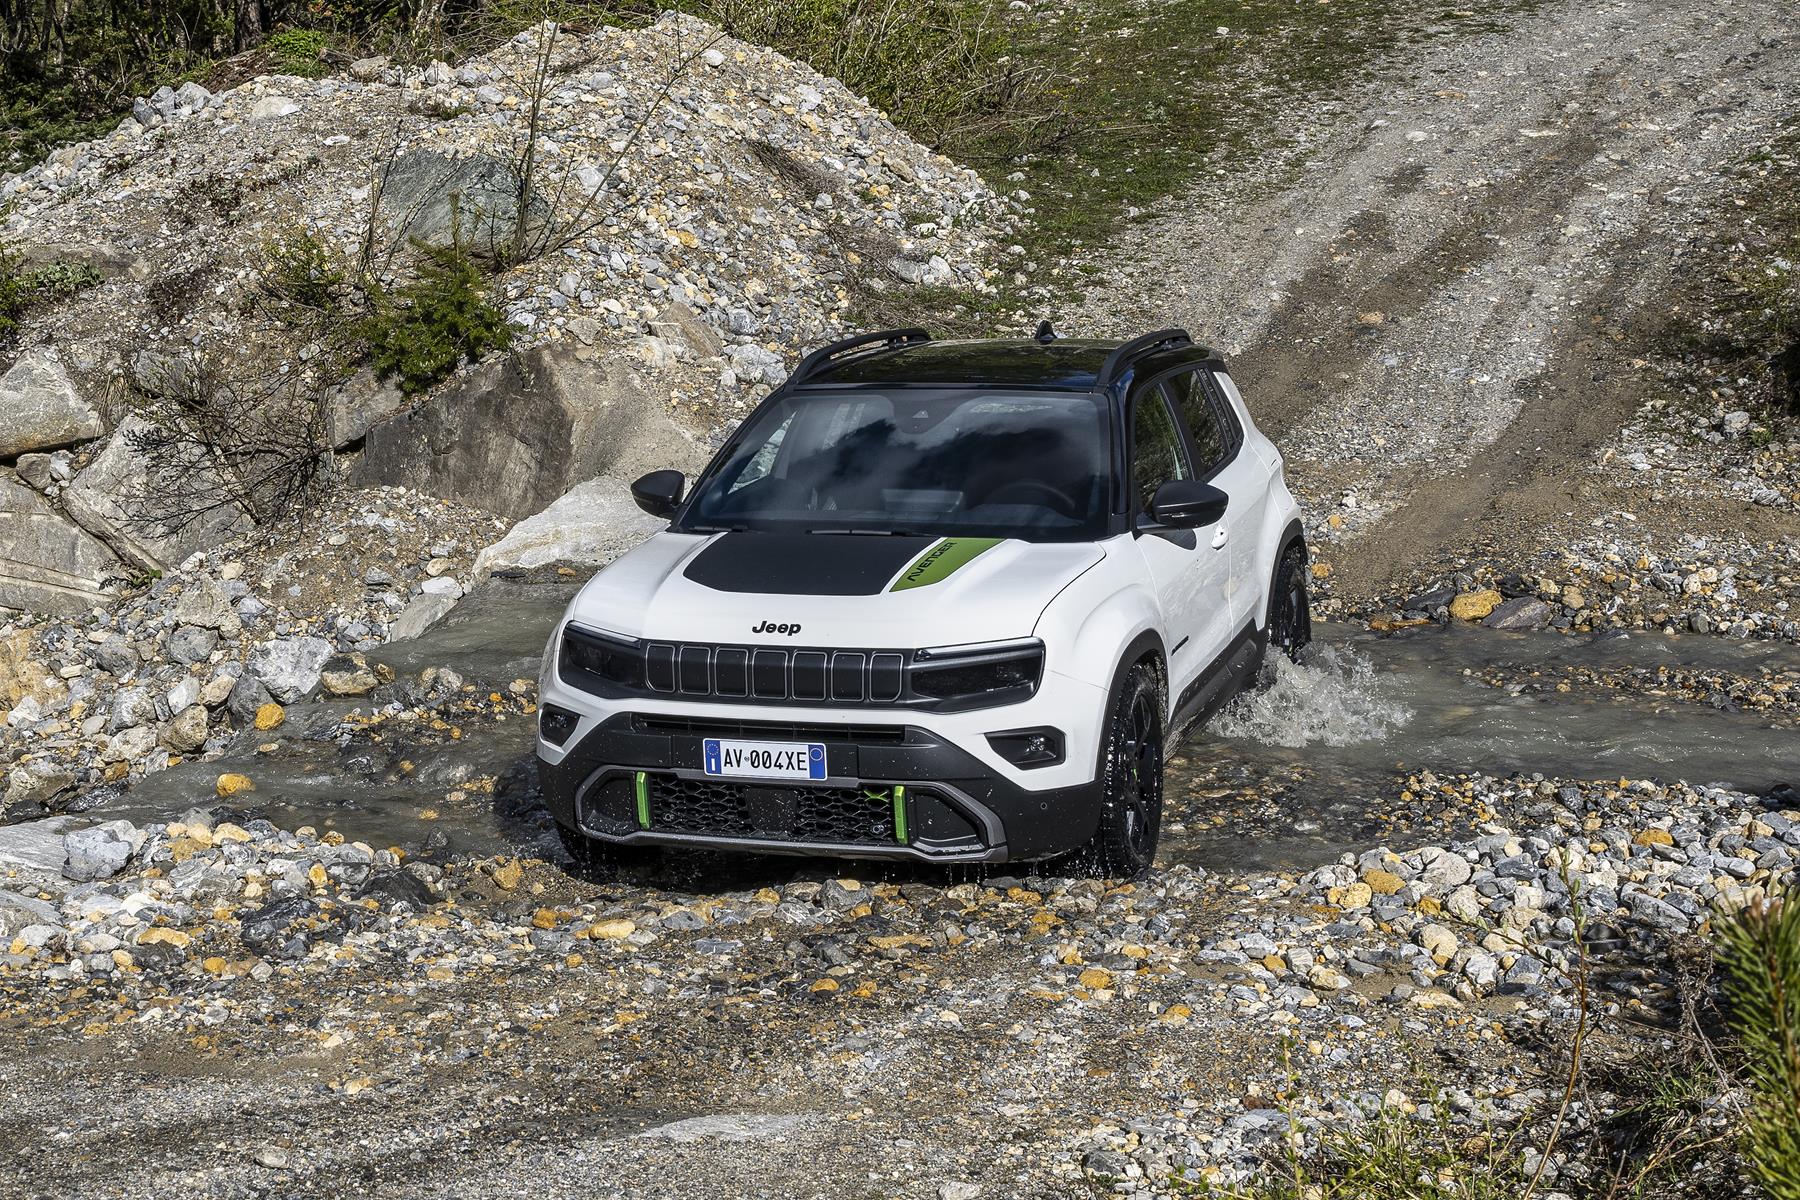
889,537,1003,591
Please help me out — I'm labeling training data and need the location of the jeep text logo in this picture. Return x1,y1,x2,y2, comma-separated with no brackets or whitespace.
751,621,802,636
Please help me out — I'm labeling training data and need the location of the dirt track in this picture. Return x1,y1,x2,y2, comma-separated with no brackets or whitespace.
1074,0,1800,601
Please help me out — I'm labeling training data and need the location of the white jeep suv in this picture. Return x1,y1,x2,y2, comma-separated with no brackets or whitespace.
536,326,1309,876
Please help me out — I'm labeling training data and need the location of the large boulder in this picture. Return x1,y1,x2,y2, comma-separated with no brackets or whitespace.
246,635,333,703
473,477,662,579
0,476,120,615
59,414,252,572
0,348,104,459
374,149,551,263
350,346,703,521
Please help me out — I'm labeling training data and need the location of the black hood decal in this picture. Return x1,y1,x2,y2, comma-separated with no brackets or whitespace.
683,532,934,596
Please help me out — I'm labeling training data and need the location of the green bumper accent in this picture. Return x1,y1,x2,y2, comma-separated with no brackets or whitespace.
889,537,1002,591
634,771,650,829
893,785,908,845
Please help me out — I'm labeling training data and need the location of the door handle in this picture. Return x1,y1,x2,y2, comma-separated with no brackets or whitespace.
1211,527,1228,549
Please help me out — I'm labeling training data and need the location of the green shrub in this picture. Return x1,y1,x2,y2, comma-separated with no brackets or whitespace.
360,242,513,395
1714,893,1800,1199
266,28,331,78
0,240,106,343
258,227,348,318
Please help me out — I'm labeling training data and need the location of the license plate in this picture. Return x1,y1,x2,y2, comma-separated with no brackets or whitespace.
702,738,827,781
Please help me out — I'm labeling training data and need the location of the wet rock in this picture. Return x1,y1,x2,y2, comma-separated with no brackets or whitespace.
225,673,274,726
387,592,459,641
319,655,379,697
246,636,332,703
1482,597,1553,630
1448,590,1502,621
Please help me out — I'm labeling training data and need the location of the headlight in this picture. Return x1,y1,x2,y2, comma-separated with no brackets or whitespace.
560,624,647,691
909,639,1043,710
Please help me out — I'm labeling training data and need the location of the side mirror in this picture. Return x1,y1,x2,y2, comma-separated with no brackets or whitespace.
1143,480,1228,529
630,469,686,519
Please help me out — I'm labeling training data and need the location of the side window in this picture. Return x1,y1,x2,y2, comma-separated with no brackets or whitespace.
1165,370,1232,475
1131,386,1192,511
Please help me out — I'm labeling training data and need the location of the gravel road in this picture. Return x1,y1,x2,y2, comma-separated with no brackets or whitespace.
1073,0,1800,610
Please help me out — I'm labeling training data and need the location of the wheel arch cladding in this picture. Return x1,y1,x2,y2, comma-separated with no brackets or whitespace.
1259,517,1308,628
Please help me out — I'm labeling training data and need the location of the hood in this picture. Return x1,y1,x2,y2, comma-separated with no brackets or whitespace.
566,530,1103,648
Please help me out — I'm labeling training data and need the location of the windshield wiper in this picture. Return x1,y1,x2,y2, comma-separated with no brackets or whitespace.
807,527,926,537
683,523,749,534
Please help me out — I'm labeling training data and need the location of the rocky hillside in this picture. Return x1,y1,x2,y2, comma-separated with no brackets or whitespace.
0,12,1016,821
1,12,1015,610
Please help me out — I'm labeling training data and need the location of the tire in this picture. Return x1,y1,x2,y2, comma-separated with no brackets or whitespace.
556,821,657,878
1075,661,1167,879
1267,541,1313,662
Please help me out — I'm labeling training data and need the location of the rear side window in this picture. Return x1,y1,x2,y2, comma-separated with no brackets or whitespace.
1164,370,1236,475
1131,387,1192,511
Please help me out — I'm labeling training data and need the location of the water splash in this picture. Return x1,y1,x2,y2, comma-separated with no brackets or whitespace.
1209,644,1411,748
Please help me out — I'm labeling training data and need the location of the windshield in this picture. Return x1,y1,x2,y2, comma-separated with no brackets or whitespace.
679,388,1114,541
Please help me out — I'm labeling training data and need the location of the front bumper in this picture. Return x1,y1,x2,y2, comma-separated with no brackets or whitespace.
537,713,1104,863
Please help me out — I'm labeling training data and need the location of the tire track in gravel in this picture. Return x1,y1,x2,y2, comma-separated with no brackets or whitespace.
1071,0,1800,603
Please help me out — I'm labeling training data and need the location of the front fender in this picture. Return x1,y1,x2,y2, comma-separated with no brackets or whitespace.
1034,552,1165,703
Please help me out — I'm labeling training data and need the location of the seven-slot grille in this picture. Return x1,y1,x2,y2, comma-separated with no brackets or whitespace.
651,642,905,702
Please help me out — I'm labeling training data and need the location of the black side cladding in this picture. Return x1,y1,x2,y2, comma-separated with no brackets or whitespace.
682,532,932,596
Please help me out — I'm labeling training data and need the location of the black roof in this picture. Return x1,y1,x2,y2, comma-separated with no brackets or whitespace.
794,332,1224,392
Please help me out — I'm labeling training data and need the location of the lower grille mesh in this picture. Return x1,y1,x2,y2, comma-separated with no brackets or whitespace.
648,775,900,845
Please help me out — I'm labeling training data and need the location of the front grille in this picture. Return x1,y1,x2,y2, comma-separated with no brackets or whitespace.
645,642,906,703
629,714,911,744
561,624,1043,712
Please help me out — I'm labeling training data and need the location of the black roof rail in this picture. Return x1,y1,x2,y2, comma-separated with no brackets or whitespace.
789,327,932,386
1095,328,1193,388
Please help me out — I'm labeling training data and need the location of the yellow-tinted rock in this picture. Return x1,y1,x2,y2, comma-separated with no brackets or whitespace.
139,928,190,948
1079,966,1114,990
1449,590,1502,620
212,822,252,844
1632,828,1674,848
1363,868,1407,895
1330,882,1374,909
307,863,327,888
254,703,286,731
215,772,254,797
586,919,636,940
532,908,561,930
490,858,524,891
810,977,840,993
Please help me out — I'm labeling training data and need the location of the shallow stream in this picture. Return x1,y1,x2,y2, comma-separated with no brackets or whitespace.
104,585,1800,875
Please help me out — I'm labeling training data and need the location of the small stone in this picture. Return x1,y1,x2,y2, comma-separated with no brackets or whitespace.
1078,966,1113,990
1362,868,1406,895
1449,590,1502,621
1417,924,1458,964
1633,828,1674,848
215,772,255,798
586,918,635,940
254,703,286,731
491,858,524,891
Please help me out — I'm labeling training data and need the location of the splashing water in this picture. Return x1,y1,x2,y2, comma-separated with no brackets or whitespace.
1209,644,1412,747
